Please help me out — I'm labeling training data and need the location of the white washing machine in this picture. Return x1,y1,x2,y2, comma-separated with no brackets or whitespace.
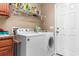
15,28,55,56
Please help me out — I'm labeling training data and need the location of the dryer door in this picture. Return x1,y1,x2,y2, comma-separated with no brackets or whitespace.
45,35,54,56
48,37,54,49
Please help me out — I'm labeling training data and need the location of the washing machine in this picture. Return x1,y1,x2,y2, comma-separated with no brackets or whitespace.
15,28,55,56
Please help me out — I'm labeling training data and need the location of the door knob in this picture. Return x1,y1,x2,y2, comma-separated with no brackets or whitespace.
57,27,59,30
56,31,59,33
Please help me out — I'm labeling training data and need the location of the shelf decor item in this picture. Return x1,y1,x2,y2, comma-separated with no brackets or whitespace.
12,3,40,17
15,3,19,9
26,3,31,14
26,3,29,9
19,3,23,9
23,3,26,10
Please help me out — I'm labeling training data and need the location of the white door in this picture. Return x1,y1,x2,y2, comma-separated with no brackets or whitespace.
55,3,78,56
72,4,79,55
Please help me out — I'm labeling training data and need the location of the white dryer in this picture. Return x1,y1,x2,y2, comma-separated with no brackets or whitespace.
15,29,54,56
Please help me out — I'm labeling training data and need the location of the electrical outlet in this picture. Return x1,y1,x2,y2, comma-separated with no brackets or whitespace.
50,26,54,29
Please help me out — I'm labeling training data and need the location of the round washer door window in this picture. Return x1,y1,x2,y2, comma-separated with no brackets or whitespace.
48,37,54,48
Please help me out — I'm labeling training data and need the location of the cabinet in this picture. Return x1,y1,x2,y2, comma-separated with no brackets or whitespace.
0,39,13,56
0,3,9,16
0,46,13,56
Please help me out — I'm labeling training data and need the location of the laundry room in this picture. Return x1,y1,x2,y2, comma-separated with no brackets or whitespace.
1,3,79,56
0,3,55,56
